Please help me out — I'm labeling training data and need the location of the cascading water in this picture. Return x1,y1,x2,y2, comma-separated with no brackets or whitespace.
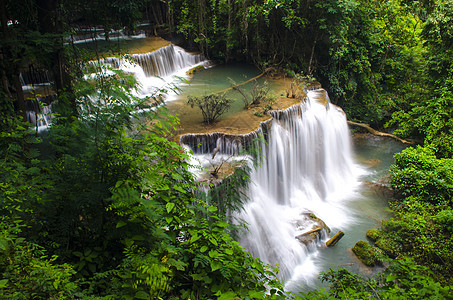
181,88,363,286
26,42,208,131
97,44,208,98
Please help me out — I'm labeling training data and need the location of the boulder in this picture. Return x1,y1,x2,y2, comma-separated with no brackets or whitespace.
295,213,330,245
352,240,382,267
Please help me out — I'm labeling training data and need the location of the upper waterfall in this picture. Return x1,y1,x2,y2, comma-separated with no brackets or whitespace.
102,44,206,78
25,43,208,131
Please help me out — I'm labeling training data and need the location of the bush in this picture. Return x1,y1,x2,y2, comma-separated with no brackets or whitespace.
187,94,233,124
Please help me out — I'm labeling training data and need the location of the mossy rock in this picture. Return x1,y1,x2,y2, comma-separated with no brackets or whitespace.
366,228,381,242
308,213,331,233
375,237,399,259
187,65,205,75
352,240,380,267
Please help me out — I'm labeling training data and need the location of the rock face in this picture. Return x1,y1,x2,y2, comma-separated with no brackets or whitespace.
363,180,394,198
295,213,330,246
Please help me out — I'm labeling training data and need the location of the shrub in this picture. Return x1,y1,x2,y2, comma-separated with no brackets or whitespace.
187,94,233,124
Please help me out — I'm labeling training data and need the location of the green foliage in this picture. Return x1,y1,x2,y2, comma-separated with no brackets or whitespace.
299,259,453,299
187,93,233,124
0,56,284,299
365,228,380,242
391,146,453,203
0,223,79,299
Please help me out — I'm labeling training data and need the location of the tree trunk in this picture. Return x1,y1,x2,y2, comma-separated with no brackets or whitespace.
326,231,345,247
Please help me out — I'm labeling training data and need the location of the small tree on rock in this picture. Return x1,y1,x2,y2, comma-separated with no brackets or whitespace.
187,94,233,124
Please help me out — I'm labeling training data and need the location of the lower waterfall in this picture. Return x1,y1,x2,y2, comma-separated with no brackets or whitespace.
182,89,363,286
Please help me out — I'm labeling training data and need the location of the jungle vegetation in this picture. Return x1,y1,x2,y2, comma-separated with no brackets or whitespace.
1,0,453,299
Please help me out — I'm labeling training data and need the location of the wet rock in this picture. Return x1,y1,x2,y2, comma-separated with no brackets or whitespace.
187,65,205,75
295,213,330,245
363,158,382,167
363,180,394,198
352,240,382,267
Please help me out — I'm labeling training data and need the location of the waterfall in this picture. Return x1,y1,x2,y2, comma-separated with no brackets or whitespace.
25,95,57,132
98,44,208,97
181,88,362,285
25,43,208,131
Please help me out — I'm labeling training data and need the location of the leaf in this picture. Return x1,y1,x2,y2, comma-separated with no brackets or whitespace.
165,216,173,224
208,206,217,212
190,234,200,243
166,202,175,213
200,246,208,253
208,250,219,258
0,239,8,251
217,291,238,300
209,237,218,246
386,274,397,282
210,260,222,272
135,291,150,299
215,221,229,228
73,251,83,258
248,290,265,299
225,248,233,255
116,220,127,228
0,279,9,288
132,235,145,241
173,185,186,193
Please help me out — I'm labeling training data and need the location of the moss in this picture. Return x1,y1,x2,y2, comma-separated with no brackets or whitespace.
352,240,380,267
366,228,381,242
375,237,399,259
187,65,205,75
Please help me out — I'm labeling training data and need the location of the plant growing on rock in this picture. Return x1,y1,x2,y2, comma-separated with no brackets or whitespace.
187,94,233,124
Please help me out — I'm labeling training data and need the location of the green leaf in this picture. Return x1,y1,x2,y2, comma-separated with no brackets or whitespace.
200,246,208,253
116,220,127,228
166,202,175,213
0,238,8,251
173,185,186,193
135,291,150,299
217,291,238,300
132,235,145,241
208,206,217,212
225,248,233,255
73,251,83,258
386,274,397,282
165,216,173,224
248,290,265,299
209,250,219,258
209,237,218,246
216,221,229,227
210,260,222,272
0,279,9,288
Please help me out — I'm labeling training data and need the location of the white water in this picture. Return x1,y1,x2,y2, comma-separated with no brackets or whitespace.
182,89,364,286
26,43,208,131
95,44,209,99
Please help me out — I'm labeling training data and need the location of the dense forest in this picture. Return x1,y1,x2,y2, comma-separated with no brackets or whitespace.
1,0,453,299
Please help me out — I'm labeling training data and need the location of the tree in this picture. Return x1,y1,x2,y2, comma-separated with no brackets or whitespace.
187,93,233,124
